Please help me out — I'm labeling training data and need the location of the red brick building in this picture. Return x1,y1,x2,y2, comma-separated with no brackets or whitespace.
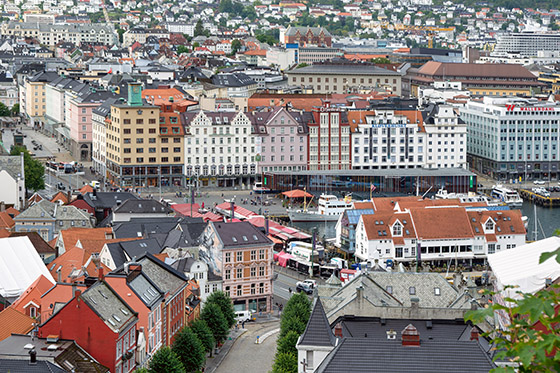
284,26,332,47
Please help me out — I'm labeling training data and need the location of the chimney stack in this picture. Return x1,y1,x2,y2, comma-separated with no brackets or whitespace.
470,327,479,341
98,267,104,280
334,322,343,338
401,324,420,347
74,289,82,299
29,349,37,365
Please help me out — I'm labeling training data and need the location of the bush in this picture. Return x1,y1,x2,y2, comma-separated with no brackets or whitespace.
172,327,205,373
206,291,236,328
201,303,229,344
148,346,185,373
190,319,215,354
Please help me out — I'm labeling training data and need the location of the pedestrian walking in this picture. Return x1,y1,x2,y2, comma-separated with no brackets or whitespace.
242,320,245,329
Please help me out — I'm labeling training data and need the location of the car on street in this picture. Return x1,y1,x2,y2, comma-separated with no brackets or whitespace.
235,310,256,323
56,182,66,191
534,180,545,185
296,282,314,295
296,279,316,289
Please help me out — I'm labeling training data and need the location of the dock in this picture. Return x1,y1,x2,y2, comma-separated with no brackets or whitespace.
519,189,560,207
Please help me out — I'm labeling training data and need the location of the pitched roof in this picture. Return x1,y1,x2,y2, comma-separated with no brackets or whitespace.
298,299,336,347
57,228,113,250
51,191,69,204
105,238,162,269
409,207,474,240
10,275,54,314
0,358,66,372
211,221,272,248
0,307,34,341
113,199,173,215
0,155,23,180
417,61,536,79
314,338,495,372
136,253,187,297
0,212,14,230
9,232,56,255
80,191,139,209
79,281,137,333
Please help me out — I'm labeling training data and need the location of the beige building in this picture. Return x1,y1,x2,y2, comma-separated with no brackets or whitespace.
286,63,402,95
24,72,59,127
123,28,170,47
106,83,185,188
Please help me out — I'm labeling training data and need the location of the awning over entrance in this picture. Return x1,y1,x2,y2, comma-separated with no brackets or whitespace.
55,126,71,139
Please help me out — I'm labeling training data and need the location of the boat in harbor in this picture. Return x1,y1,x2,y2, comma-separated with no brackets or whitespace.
435,188,503,206
491,185,523,208
288,194,353,222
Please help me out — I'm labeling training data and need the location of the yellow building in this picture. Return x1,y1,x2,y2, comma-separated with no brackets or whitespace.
106,83,185,188
24,72,59,126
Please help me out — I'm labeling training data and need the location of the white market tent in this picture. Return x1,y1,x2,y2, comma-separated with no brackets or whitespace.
488,236,560,300
0,236,55,299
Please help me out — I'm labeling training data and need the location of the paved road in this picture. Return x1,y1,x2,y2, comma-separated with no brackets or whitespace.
273,272,299,302
215,321,279,373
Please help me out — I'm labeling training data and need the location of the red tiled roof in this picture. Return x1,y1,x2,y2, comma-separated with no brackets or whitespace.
57,228,113,250
409,207,474,239
0,211,15,230
79,185,94,195
0,307,34,341
11,275,54,314
51,191,69,204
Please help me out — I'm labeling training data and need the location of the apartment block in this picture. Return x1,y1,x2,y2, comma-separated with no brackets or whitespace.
460,97,560,180
106,83,184,188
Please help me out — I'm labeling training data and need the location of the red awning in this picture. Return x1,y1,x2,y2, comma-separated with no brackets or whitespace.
282,189,313,198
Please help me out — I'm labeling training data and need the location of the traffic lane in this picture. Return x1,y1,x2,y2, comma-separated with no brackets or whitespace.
273,272,299,301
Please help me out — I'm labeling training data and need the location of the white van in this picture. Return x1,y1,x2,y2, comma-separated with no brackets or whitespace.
235,310,255,323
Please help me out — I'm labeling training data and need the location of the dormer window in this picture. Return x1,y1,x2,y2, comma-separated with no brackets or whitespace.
485,219,494,231
392,221,402,236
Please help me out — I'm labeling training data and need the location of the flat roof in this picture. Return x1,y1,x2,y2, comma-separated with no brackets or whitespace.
267,167,474,177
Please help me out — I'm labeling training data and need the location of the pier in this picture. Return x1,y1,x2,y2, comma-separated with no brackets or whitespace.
519,189,560,207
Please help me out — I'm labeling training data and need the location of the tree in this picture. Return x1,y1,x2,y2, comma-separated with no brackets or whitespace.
190,319,215,354
172,327,205,372
465,246,560,372
10,103,19,116
148,347,185,373
194,19,205,37
0,102,10,116
276,330,300,356
201,303,229,344
230,39,242,55
117,28,125,44
177,45,190,55
10,146,45,191
296,63,309,69
272,352,298,373
206,291,236,329
371,57,391,64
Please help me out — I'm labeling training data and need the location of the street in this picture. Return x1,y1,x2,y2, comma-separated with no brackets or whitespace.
214,321,279,373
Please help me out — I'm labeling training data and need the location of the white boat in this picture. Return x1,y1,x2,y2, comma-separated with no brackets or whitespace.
435,188,503,206
253,182,271,193
288,194,353,222
491,185,523,208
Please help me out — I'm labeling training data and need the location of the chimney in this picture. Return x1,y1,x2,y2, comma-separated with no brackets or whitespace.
410,297,419,311
334,322,343,338
401,324,420,347
356,285,364,305
453,271,463,289
127,82,143,106
470,327,479,341
29,349,37,365
0,201,5,212
98,267,104,280
74,289,82,299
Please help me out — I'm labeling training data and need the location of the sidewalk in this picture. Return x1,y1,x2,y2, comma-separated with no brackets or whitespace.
205,328,247,373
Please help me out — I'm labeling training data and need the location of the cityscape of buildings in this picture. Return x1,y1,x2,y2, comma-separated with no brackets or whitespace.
0,0,559,372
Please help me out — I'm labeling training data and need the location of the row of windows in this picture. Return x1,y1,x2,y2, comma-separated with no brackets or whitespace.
122,157,182,164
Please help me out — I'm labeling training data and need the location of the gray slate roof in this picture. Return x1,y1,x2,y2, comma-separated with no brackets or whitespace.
298,299,336,347
113,199,173,215
0,155,23,180
212,221,272,248
0,359,66,372
314,338,495,373
82,192,139,210
138,254,187,297
112,217,187,239
80,281,137,333
127,272,165,309
105,238,162,269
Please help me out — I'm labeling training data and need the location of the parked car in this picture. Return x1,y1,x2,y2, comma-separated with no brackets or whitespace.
534,180,545,185
296,279,316,289
56,182,66,191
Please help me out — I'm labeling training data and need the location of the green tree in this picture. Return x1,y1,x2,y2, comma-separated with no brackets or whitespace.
276,330,300,355
296,63,309,69
272,352,298,373
218,0,233,13
172,327,205,372
190,319,215,354
148,346,185,373
206,291,236,328
371,57,391,64
117,28,125,44
194,19,205,37
230,39,242,55
10,146,45,191
0,102,10,116
465,246,560,372
177,45,190,55
201,303,229,344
